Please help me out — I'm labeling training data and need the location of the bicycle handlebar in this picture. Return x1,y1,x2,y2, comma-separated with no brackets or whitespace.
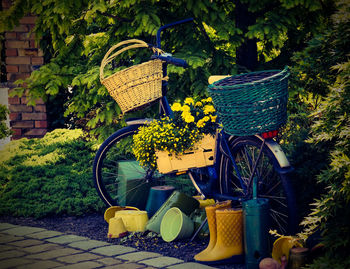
151,54,188,68
156,18,193,49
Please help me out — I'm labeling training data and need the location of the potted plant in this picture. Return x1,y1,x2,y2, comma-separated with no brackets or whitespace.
133,97,218,173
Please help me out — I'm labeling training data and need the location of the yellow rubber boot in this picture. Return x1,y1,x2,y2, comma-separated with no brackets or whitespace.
194,200,231,261
198,208,244,263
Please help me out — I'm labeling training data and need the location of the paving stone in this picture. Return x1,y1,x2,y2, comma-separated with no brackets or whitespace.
140,257,184,268
28,230,63,239
55,261,103,269
16,260,64,269
0,249,26,260
0,234,25,243
118,251,162,262
46,234,89,244
91,245,136,256
56,252,102,263
23,243,63,253
8,238,43,247
167,262,218,269
0,257,34,268
0,223,18,231
103,263,145,269
0,245,16,252
68,239,110,250
95,257,123,266
4,226,46,236
25,247,82,260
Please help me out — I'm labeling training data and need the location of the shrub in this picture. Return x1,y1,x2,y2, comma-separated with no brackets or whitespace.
0,104,12,139
0,129,104,218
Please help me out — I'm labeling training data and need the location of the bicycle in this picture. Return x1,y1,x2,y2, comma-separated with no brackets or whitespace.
93,18,297,235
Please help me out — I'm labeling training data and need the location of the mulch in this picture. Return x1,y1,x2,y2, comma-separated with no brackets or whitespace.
0,214,245,269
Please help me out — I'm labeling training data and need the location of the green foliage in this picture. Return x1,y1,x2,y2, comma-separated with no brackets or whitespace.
0,104,12,139
290,1,350,267
0,129,104,218
0,0,334,140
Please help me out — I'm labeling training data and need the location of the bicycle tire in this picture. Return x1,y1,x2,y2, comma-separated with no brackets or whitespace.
93,124,197,207
93,124,153,207
219,135,297,235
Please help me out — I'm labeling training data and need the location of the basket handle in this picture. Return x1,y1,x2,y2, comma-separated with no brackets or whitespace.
100,39,163,81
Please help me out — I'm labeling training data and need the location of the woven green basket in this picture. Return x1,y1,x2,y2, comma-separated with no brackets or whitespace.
207,67,290,136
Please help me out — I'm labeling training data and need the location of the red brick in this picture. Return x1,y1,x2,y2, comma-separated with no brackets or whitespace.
7,73,30,82
19,65,32,73
9,113,20,121
6,49,17,57
6,65,19,73
21,97,43,105
6,56,31,65
29,40,39,48
19,16,37,25
24,128,47,137
5,32,17,39
35,120,48,128
12,25,29,32
35,98,45,105
22,112,47,120
9,104,33,113
38,49,44,57
6,41,30,49
2,0,11,9
18,32,36,40
31,57,44,65
11,121,34,128
8,96,20,104
18,48,38,56
34,105,46,112
11,129,22,136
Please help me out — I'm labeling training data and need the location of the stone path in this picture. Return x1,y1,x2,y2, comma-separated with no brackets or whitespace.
0,223,218,269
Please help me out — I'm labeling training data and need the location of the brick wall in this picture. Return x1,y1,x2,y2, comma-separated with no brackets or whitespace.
2,0,47,139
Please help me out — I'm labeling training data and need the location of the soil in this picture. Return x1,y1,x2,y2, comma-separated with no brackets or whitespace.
0,214,245,269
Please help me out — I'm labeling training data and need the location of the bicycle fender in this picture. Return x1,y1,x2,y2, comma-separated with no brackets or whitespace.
255,135,291,168
125,118,153,125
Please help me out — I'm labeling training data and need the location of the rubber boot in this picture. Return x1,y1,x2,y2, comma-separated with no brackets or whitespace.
197,208,244,264
194,200,231,261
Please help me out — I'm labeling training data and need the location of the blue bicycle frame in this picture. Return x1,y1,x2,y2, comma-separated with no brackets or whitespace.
146,18,293,204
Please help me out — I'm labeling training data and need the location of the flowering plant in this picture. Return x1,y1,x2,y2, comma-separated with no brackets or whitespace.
133,97,218,169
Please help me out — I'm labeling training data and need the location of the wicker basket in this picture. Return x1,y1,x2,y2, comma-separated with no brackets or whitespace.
100,39,165,113
156,134,216,174
207,67,290,136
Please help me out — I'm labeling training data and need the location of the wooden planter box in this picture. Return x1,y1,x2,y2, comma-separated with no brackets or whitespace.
155,134,216,174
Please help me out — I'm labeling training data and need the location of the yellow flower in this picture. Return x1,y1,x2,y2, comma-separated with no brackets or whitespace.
203,105,215,114
197,119,205,128
182,105,191,112
195,101,202,107
210,115,217,122
184,115,195,123
203,116,210,122
184,97,194,105
171,102,182,111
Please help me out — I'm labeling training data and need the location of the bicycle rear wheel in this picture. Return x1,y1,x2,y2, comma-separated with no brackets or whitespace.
93,124,149,207
219,135,297,235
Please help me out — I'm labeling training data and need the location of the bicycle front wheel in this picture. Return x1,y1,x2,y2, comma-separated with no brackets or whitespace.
93,124,156,208
219,135,297,234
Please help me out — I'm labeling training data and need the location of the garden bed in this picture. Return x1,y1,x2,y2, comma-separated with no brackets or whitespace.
0,214,244,269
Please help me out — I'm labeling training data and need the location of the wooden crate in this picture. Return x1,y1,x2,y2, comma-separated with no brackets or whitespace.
156,134,216,174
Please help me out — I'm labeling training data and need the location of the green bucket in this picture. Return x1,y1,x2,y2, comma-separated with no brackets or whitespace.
146,191,199,234
160,207,194,242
